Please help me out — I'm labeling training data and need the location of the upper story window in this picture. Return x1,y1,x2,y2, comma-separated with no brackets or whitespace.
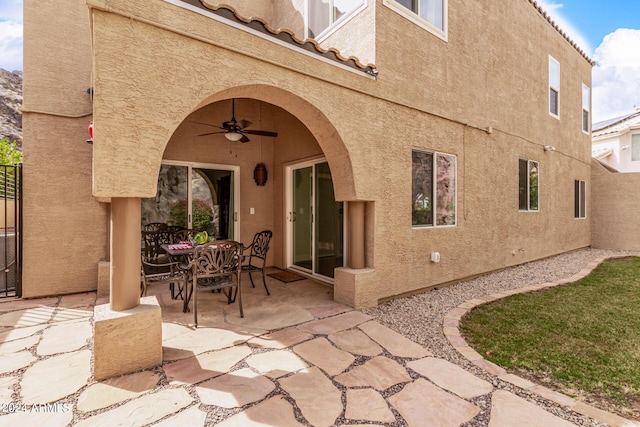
412,150,457,227
549,56,560,118
632,135,640,162
519,159,539,211
307,0,366,39
582,84,590,133
384,0,447,40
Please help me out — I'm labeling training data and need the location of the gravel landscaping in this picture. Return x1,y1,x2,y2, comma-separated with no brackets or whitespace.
363,247,639,427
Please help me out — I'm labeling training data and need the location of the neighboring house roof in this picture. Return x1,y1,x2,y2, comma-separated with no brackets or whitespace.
527,0,594,65
177,0,378,75
592,147,613,160
593,111,640,137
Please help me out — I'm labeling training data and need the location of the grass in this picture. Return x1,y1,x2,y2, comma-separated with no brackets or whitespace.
460,256,640,415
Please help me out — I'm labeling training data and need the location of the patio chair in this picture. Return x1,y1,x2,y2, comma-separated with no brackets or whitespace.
185,241,243,327
141,230,186,299
241,230,272,296
172,228,196,244
142,222,168,232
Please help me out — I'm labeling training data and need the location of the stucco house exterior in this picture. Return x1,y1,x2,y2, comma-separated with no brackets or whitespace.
591,111,640,173
23,0,594,377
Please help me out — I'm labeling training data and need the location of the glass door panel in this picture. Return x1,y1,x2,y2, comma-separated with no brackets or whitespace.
314,162,343,278
292,167,313,271
142,164,188,228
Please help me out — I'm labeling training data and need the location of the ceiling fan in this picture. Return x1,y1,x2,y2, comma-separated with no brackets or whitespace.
195,98,278,143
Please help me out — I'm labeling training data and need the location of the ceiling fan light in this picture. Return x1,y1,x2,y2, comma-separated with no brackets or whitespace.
224,131,243,142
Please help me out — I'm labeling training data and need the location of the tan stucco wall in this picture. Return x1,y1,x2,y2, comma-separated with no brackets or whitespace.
24,0,593,305
591,160,640,251
22,0,109,298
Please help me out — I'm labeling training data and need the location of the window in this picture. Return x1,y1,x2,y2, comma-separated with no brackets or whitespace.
574,180,586,218
384,0,447,39
412,150,457,227
582,84,590,133
549,56,560,117
519,159,539,211
307,0,365,39
632,135,640,162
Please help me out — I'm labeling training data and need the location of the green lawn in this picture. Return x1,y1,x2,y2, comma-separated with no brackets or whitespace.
460,257,640,411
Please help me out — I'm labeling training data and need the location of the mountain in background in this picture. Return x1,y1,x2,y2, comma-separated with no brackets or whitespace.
0,69,23,150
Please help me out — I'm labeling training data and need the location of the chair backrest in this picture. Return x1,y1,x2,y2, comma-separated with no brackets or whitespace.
248,230,272,261
173,229,196,244
142,230,173,260
143,222,168,232
191,241,242,279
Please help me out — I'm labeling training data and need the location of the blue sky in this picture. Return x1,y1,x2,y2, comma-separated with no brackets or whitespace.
1,1,639,121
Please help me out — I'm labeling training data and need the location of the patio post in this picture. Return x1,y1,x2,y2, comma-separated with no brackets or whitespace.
348,201,365,269
110,197,141,310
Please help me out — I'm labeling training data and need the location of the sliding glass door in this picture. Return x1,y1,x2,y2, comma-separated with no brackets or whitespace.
288,159,344,280
141,162,239,240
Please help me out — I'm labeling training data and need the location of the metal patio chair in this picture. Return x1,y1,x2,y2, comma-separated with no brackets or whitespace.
141,230,186,299
185,241,243,327
241,230,272,296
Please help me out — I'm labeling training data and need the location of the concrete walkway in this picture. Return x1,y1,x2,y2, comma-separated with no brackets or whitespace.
0,267,637,426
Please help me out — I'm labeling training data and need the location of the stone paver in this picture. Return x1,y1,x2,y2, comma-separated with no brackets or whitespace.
51,306,93,323
230,304,314,330
163,345,251,385
20,350,91,404
74,388,193,427
304,302,352,319
334,356,411,391
489,390,576,427
0,334,40,355
0,307,55,327
246,349,308,379
293,337,355,376
162,327,255,361
37,320,92,356
328,329,383,356
389,378,481,427
345,388,396,423
279,366,343,427
247,327,313,349
297,311,372,335
0,324,47,343
407,357,493,399
154,406,207,427
217,396,304,427
196,367,275,408
76,371,161,412
358,321,432,358
0,350,36,374
0,376,16,401
0,409,73,427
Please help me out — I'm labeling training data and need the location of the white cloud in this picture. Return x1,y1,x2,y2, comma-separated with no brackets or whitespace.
592,29,640,122
0,0,23,71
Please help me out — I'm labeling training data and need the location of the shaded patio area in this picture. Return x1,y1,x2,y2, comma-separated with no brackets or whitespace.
0,268,627,426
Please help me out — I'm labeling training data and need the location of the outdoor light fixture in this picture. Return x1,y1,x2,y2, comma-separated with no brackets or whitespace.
224,131,243,142
544,145,556,152
254,163,267,186
86,121,94,144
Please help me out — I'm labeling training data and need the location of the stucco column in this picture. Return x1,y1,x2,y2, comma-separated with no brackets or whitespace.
348,201,365,269
110,197,141,311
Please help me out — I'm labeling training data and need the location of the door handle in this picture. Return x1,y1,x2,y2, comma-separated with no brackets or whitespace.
234,212,238,222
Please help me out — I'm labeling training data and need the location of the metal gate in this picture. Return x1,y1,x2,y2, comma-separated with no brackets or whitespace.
0,164,22,298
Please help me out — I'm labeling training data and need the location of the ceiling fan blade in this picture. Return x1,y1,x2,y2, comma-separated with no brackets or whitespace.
190,121,224,129
242,129,278,137
198,131,225,136
240,134,250,143
237,119,252,129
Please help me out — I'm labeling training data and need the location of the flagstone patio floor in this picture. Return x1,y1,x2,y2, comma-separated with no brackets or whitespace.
0,268,637,426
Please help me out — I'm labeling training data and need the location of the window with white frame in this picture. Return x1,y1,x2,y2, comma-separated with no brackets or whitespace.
582,84,590,133
549,56,560,117
519,159,539,211
307,0,365,39
384,0,447,38
412,150,457,227
574,180,586,218
632,135,640,161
